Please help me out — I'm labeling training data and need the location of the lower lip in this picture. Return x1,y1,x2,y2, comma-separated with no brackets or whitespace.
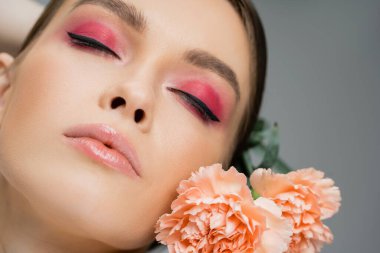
64,137,138,178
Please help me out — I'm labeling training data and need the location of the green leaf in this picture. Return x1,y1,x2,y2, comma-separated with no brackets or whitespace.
243,118,294,173
257,122,279,168
272,157,293,174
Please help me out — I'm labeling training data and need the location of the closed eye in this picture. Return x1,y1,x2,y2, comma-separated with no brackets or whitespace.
167,87,220,122
67,32,121,60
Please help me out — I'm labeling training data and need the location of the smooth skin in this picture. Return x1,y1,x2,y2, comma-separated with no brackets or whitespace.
0,0,252,252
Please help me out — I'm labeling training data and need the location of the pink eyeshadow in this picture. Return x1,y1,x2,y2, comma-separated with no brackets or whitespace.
180,81,223,120
70,21,117,51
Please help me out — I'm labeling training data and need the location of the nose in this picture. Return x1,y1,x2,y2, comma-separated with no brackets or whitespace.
99,82,154,132
109,95,146,123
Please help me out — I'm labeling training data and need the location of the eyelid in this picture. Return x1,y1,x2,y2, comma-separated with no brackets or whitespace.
67,32,121,60
167,87,220,122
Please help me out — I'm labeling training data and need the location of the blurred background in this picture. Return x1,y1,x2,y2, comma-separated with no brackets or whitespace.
1,0,379,252
254,0,380,252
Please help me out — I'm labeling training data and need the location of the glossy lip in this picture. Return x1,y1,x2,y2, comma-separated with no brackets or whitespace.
63,124,141,178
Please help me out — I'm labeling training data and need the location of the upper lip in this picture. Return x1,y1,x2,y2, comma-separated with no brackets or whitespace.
63,123,141,176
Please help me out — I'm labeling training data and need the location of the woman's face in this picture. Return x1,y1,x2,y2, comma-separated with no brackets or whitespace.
0,0,251,250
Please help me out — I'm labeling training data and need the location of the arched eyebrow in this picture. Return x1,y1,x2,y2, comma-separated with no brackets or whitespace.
73,0,147,33
72,0,241,101
184,50,241,101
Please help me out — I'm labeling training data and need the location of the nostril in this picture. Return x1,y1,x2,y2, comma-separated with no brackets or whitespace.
111,97,126,109
134,109,144,123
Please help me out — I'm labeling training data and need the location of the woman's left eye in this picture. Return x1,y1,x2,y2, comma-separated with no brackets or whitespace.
67,32,120,60
167,87,220,123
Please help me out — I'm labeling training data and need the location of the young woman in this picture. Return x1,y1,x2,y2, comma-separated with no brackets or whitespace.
0,0,267,252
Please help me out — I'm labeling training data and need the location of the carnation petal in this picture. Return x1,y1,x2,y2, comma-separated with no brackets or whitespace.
288,168,341,220
255,197,293,253
250,169,294,197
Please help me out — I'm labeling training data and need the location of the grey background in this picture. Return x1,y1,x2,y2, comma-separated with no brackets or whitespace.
36,0,49,4
20,0,380,252
254,0,380,252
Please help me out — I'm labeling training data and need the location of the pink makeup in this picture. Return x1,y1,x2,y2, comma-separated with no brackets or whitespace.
179,81,223,121
69,21,120,54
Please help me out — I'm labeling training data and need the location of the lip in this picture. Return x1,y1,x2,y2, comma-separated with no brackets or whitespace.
63,124,141,178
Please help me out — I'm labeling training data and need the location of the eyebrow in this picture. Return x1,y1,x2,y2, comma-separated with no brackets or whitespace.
185,50,240,101
73,0,147,33
73,0,240,101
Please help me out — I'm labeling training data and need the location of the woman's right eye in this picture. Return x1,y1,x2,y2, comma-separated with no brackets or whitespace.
67,32,121,60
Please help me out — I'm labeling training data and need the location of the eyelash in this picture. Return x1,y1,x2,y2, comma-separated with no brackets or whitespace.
67,32,121,60
167,87,220,123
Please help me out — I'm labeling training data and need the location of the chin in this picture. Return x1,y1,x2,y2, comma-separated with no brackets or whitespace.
66,204,157,250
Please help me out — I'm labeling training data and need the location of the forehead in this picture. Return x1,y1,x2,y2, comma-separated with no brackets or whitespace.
57,0,251,101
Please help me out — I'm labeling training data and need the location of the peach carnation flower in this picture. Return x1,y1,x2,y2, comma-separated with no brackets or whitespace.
250,168,341,253
155,164,291,253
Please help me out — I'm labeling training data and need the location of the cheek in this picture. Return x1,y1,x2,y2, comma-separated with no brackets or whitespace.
145,97,228,188
130,96,231,226
4,40,114,130
0,43,105,215
0,49,72,170
6,51,78,126
154,87,232,175
0,46,81,190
